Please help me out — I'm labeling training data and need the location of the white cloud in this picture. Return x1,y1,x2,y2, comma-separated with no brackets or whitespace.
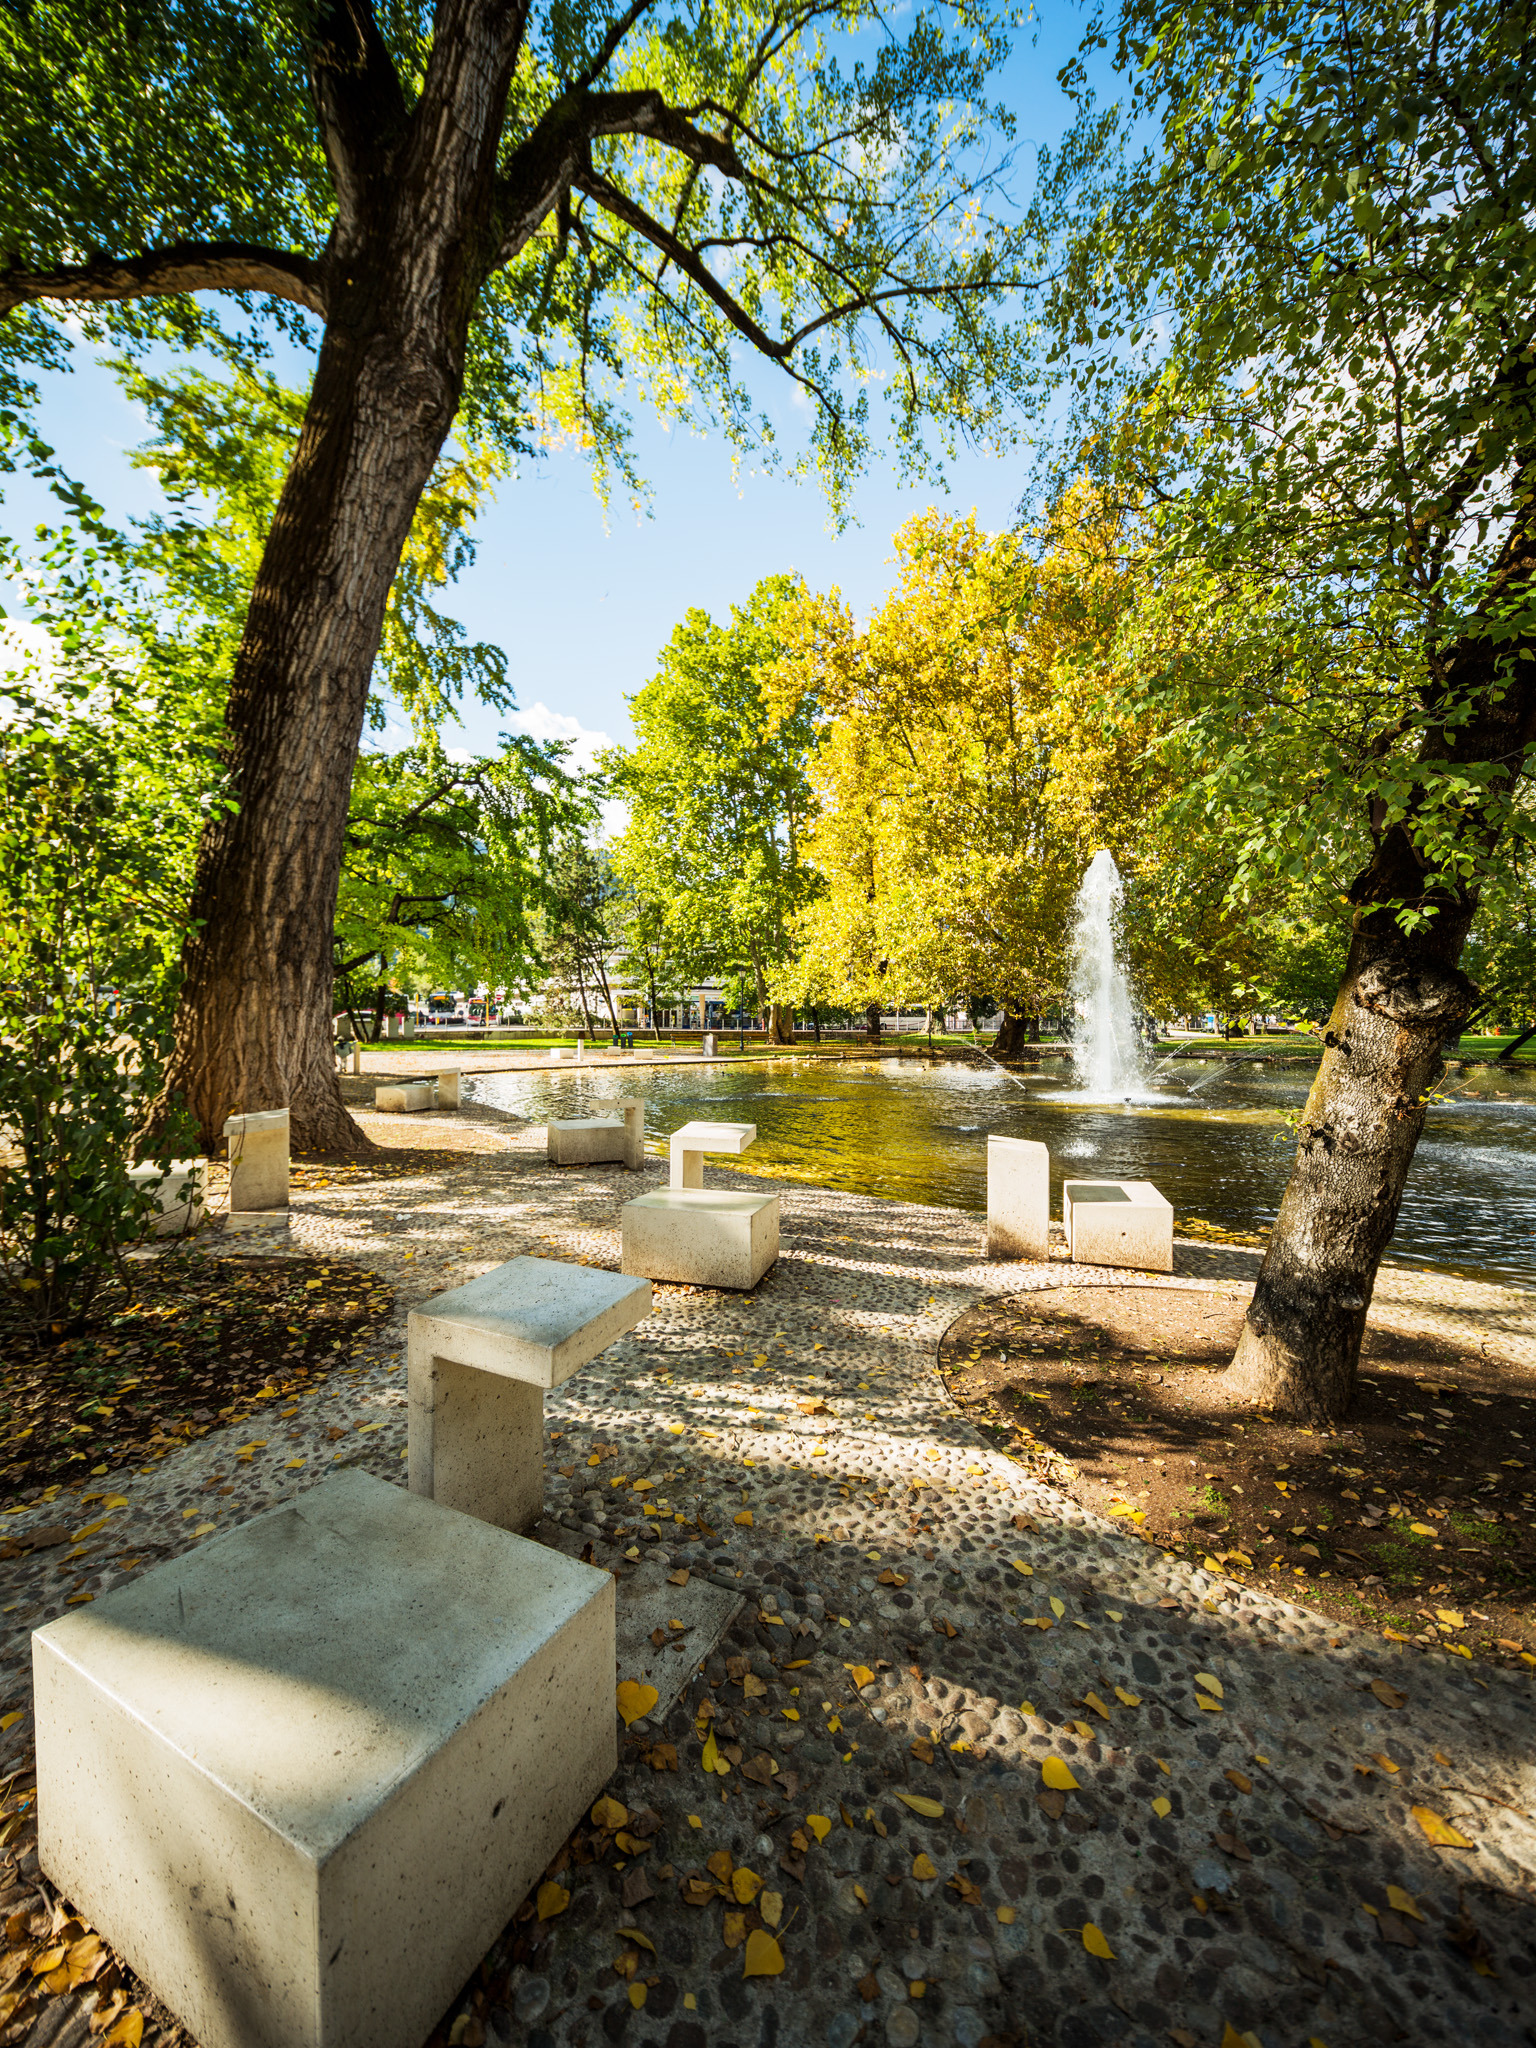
507,700,613,776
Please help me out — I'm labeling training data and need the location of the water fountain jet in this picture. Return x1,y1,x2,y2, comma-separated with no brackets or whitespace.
1068,850,1148,1099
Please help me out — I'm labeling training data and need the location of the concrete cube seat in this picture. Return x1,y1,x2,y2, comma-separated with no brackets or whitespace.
374,1080,435,1112
668,1118,756,1189
34,1470,616,2048
621,1188,780,1292
128,1156,207,1238
409,1256,651,1530
547,1097,643,1169
1063,1178,1173,1272
986,1135,1049,1260
222,1108,289,1232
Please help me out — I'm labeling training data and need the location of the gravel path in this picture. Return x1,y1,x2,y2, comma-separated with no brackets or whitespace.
2,1109,1533,2048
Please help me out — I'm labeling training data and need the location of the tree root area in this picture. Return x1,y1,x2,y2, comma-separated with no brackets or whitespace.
0,1249,395,1507
939,1284,1536,1672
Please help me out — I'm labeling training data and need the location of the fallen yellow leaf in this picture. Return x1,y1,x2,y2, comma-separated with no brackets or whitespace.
846,1664,875,1689
617,1927,656,1952
1435,1608,1466,1629
1411,1804,1474,1848
732,1867,764,1903
1042,1757,1079,1791
742,1929,784,1977
806,1814,832,1842
1386,1884,1424,1921
1082,1923,1114,1959
996,1905,1016,1924
1049,1596,1066,1618
615,1681,659,1728
536,1881,570,1920
628,1982,647,2009
1194,1671,1224,1698
734,1510,754,1526
1113,1687,1141,1707
760,1889,784,1928
102,2013,144,2048
1011,1559,1033,1575
1152,1797,1171,1818
894,1792,944,1818
591,1795,628,1831
912,1853,938,1881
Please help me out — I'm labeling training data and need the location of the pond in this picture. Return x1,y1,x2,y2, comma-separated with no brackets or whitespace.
465,1054,1536,1288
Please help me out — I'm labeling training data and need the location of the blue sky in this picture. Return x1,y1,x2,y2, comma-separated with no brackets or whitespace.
1,5,1096,773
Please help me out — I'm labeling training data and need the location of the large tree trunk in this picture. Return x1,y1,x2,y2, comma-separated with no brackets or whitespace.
149,5,518,1153
158,304,463,1151
990,1010,1029,1058
767,1002,795,1045
1226,517,1536,1420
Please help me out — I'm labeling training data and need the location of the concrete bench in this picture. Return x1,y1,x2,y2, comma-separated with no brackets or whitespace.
374,1079,436,1113
986,1135,1049,1260
128,1157,207,1237
222,1108,289,1231
1063,1178,1173,1271
619,1120,779,1289
35,1469,615,2048
409,1256,651,1531
547,1097,643,1169
620,1187,780,1291
668,1118,756,1189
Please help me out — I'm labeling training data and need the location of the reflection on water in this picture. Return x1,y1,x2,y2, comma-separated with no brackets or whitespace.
467,1056,1536,1287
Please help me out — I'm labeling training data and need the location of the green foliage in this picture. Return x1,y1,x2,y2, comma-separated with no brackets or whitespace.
1,0,1067,518
605,578,822,1009
1047,0,1536,921
119,362,517,741
0,650,200,1341
335,738,590,1009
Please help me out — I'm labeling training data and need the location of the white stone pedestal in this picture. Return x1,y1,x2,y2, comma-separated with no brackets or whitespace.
434,1070,460,1108
986,1136,1049,1260
1063,1178,1174,1271
375,1080,435,1113
547,1098,643,1168
409,1256,651,1530
34,1470,615,2048
128,1158,207,1238
222,1109,289,1231
668,1119,756,1189
621,1189,780,1291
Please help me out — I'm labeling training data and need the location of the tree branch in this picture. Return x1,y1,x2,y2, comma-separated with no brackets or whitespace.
306,0,412,222
0,242,327,320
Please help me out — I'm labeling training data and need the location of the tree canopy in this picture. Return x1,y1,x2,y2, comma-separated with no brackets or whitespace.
2,0,1061,512
605,576,821,1024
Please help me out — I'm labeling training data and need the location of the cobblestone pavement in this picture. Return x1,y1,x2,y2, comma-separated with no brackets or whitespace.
2,1110,1533,2048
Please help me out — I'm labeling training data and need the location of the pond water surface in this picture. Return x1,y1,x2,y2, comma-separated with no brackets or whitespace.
465,1055,1536,1288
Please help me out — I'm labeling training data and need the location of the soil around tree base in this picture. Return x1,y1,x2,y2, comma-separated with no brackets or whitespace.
938,1282,1536,1671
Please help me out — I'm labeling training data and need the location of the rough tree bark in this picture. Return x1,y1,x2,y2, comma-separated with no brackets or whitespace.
767,1002,795,1045
1226,514,1536,1421
990,1010,1029,1058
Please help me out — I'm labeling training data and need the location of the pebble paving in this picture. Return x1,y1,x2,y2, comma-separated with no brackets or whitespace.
1,1105,1534,2048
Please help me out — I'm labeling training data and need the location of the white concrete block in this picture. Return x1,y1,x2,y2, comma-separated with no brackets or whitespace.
34,1470,616,2048
1063,1178,1173,1272
409,1257,651,1528
128,1158,207,1238
222,1108,288,1216
547,1098,643,1169
433,1070,460,1108
374,1081,435,1113
986,1136,1049,1260
668,1119,757,1190
621,1188,780,1291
